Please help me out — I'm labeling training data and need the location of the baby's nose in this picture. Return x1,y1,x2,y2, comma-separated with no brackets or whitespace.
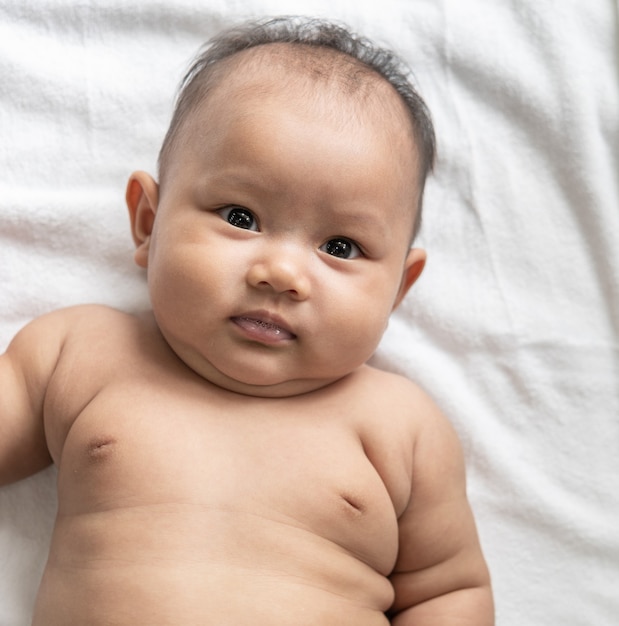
246,246,310,300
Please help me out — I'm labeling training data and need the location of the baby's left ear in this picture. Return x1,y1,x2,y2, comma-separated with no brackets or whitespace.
393,248,426,310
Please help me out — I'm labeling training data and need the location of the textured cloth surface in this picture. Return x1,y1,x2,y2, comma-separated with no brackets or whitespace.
1,1,618,624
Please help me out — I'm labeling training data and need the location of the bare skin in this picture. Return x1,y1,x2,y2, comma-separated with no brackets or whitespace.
2,306,490,625
0,46,493,624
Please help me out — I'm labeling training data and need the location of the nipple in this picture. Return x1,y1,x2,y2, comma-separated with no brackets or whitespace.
87,437,117,462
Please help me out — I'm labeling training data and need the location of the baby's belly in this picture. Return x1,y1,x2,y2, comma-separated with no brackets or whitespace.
33,505,394,625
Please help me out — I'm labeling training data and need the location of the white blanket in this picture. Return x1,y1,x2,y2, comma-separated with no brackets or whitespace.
1,1,617,624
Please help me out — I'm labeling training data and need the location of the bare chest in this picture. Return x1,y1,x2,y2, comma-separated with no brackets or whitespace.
52,380,400,574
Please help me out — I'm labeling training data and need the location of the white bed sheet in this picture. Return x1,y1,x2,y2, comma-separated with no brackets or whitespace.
1,1,618,624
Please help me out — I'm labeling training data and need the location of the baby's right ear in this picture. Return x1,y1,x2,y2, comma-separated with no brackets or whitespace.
126,171,159,268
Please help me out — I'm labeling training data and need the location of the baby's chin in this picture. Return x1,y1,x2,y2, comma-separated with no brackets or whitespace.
174,349,340,398
202,367,343,399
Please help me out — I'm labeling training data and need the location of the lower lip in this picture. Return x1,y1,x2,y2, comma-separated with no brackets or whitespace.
231,317,296,344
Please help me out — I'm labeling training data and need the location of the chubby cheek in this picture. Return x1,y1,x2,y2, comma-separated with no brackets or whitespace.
146,238,225,322
322,278,396,361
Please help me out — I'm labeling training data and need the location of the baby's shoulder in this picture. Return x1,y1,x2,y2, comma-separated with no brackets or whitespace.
5,304,129,362
350,365,457,447
49,303,149,339
59,302,139,327
21,304,155,371
352,364,439,414
22,303,135,332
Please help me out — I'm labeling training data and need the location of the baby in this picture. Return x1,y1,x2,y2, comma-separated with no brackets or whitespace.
0,17,493,625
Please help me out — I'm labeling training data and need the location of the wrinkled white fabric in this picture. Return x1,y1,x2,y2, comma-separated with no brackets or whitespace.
1,1,617,624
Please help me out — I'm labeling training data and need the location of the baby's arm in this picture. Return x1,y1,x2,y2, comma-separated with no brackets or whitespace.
389,392,494,625
0,311,66,486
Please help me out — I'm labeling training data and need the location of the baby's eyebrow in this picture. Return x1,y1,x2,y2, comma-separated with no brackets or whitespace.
329,209,385,232
205,170,261,191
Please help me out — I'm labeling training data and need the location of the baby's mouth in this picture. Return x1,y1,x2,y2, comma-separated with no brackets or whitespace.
232,315,296,342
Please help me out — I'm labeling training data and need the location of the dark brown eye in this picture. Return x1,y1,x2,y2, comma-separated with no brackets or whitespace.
220,207,258,231
321,238,361,259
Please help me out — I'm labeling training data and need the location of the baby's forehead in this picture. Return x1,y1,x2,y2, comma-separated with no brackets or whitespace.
207,43,410,120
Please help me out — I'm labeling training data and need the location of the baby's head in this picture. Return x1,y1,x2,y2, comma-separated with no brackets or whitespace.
127,17,436,396
158,16,435,241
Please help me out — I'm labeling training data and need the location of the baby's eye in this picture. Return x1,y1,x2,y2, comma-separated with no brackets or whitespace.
217,206,259,231
320,238,362,259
